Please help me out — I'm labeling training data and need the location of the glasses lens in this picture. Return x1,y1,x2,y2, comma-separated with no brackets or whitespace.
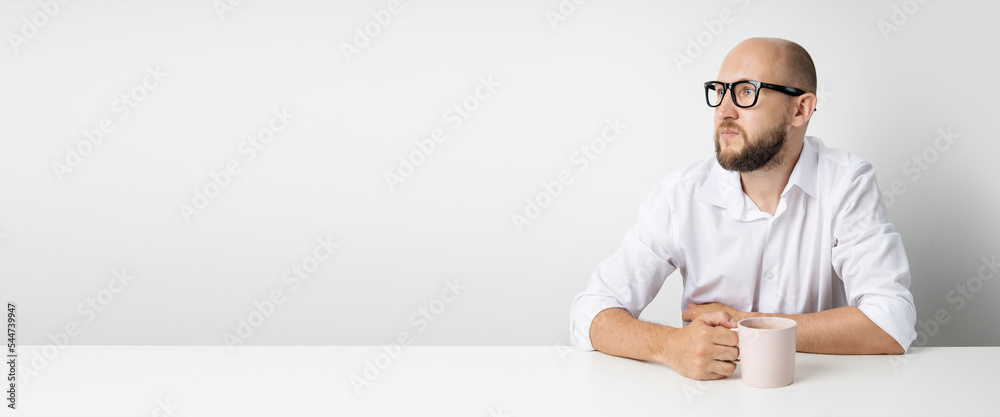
733,82,758,107
706,83,725,107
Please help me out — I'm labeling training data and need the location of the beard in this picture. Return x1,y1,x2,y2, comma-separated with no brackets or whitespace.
714,116,788,172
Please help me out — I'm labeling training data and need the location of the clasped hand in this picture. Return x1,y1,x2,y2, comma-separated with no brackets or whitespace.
662,305,747,380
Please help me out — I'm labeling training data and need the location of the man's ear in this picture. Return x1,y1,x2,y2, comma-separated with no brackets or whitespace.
791,93,817,127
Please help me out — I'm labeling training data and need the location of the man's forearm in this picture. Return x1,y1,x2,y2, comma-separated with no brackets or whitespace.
590,308,674,363
748,306,903,354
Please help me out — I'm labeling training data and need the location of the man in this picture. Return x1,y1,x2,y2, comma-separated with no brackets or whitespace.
569,38,916,380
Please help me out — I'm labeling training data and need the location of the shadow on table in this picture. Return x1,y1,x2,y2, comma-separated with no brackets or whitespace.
791,360,826,384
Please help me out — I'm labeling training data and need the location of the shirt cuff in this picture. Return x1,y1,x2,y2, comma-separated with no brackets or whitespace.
858,298,917,352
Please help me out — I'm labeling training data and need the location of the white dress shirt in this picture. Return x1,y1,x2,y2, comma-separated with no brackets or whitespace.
570,136,917,352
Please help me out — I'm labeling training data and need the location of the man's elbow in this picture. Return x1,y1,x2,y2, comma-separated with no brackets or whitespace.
880,340,905,355
873,330,905,355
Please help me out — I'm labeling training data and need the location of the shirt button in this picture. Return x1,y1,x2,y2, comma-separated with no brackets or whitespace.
766,273,774,280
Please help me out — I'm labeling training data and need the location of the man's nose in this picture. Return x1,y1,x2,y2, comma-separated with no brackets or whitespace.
715,94,739,121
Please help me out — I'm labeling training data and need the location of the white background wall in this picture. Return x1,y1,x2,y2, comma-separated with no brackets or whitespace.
1,0,997,348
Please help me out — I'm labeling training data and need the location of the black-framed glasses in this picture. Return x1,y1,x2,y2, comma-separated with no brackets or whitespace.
704,80,808,108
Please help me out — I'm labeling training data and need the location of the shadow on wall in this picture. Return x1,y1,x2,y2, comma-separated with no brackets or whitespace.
889,153,1000,347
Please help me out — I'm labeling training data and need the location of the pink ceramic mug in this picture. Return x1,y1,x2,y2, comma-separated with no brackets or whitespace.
736,317,797,388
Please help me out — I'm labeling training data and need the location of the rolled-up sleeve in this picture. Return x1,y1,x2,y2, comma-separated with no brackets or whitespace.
569,182,680,351
831,162,917,352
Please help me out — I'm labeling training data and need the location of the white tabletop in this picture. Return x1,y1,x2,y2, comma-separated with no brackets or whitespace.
9,345,996,416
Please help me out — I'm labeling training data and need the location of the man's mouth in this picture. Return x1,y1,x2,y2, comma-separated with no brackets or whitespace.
719,128,740,140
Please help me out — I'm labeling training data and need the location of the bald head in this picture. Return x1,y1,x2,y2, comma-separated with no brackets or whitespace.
723,37,816,94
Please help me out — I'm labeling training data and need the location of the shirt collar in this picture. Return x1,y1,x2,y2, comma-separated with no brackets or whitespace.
786,136,818,199
696,159,744,217
696,136,819,217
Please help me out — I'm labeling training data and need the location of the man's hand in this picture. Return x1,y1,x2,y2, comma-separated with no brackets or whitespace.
682,302,750,323
661,311,740,380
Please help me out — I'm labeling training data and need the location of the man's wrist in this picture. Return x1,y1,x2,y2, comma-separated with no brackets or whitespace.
651,324,677,365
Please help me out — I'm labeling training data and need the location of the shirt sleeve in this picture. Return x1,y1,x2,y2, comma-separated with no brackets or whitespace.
569,181,680,351
831,161,918,352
